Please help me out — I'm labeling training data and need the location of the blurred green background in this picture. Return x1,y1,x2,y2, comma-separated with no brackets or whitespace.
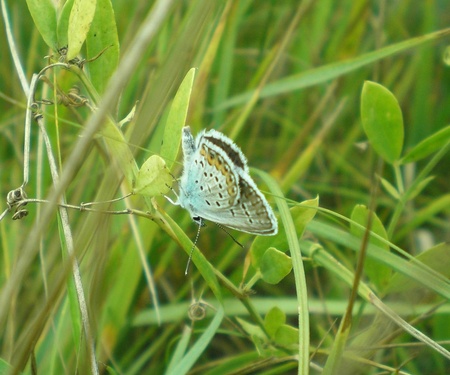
1,0,449,374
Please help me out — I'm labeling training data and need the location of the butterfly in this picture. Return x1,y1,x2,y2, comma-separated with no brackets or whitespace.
177,126,278,236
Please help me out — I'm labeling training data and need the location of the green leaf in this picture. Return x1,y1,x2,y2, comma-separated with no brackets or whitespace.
292,197,319,229
379,176,400,199
251,219,286,269
216,28,450,110
67,0,97,60
133,155,172,196
400,125,450,164
161,68,196,170
260,248,292,284
166,326,192,375
361,81,404,164
308,220,450,300
0,358,12,375
264,306,286,338
273,325,299,349
350,204,391,291
168,307,224,375
251,197,318,268
86,0,119,93
57,0,74,48
386,243,450,300
104,364,120,375
26,0,57,49
236,317,266,341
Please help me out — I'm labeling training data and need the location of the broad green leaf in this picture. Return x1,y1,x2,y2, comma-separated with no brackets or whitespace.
350,204,391,291
273,325,299,349
292,197,319,229
264,306,285,338
26,0,57,49
260,248,292,284
86,0,119,93
251,218,286,269
251,197,318,267
400,125,450,164
133,155,172,196
57,0,74,48
361,81,404,164
67,0,97,60
161,68,196,170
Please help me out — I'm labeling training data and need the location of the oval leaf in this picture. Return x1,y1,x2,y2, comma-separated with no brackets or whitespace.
26,0,57,49
274,324,299,349
264,306,286,338
260,247,292,284
133,155,172,197
361,81,404,164
86,0,119,93
67,0,97,60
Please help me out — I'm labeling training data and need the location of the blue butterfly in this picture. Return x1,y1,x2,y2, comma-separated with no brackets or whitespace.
177,126,277,235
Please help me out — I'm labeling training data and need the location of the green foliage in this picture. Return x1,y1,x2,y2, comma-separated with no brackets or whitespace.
1,1,449,374
361,81,404,164
350,204,391,291
161,68,196,170
25,0,57,49
67,0,97,60
260,248,292,284
133,155,172,196
401,125,450,164
57,0,74,48
86,0,119,93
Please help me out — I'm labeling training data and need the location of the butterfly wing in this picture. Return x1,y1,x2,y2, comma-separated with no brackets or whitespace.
179,128,277,235
230,171,278,235
178,133,241,215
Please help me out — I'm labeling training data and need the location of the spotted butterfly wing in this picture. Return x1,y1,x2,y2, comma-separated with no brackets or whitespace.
178,126,277,235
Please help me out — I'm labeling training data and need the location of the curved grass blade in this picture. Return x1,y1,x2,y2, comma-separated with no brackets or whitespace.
217,28,450,110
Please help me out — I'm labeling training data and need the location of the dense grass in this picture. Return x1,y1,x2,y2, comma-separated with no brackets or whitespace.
1,0,450,374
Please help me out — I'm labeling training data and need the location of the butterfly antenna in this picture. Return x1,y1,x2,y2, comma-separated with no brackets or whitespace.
215,223,244,248
185,218,203,275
